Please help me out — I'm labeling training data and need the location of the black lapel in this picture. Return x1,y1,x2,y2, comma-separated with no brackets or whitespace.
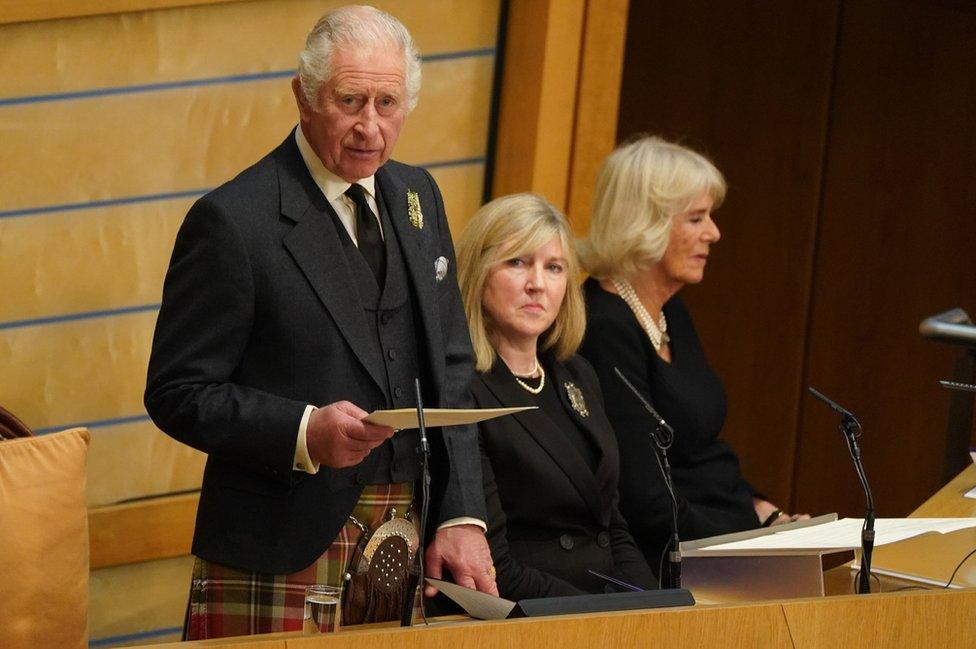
275,132,386,392
550,359,617,517
375,165,446,395
479,361,605,522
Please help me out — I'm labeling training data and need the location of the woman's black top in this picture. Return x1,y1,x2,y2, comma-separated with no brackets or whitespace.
580,278,759,566
471,353,656,599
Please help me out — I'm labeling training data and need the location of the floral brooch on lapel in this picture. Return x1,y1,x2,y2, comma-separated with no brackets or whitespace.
407,190,423,229
564,382,589,417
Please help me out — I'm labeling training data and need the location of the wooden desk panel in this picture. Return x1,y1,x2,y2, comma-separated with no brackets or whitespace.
912,464,976,518
136,589,976,649
782,589,976,649
143,603,794,649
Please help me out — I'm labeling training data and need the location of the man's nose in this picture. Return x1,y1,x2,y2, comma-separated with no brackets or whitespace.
353,102,380,138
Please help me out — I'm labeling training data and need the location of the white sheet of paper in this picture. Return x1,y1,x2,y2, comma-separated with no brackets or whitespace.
365,406,534,429
425,578,516,620
695,518,976,553
965,485,976,500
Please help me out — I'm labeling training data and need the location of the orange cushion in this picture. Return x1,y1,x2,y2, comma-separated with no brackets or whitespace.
0,428,90,649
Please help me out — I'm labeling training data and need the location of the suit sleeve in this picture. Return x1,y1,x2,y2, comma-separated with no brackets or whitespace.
144,197,305,483
608,500,659,589
421,168,487,524
480,431,586,600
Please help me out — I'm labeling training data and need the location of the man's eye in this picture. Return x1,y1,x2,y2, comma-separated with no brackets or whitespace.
376,97,399,116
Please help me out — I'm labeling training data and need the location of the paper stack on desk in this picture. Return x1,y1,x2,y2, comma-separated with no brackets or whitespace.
678,515,976,601
687,518,976,555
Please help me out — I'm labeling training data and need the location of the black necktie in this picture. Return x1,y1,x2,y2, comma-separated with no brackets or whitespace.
344,183,386,285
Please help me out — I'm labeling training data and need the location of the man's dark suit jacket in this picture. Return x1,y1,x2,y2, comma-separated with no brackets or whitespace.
145,131,485,574
471,354,656,600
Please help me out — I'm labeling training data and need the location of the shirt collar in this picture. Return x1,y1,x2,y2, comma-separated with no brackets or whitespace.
294,126,376,202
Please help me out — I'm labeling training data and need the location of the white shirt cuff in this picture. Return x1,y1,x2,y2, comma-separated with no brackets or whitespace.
438,517,487,532
294,404,320,474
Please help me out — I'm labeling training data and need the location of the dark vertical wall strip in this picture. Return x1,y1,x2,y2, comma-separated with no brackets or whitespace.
482,0,510,204
617,1,840,510
794,0,976,517
616,0,976,518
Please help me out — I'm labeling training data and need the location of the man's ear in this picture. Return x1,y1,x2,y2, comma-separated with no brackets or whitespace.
292,76,311,123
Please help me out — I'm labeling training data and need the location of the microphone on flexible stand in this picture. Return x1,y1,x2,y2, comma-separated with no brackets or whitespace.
401,378,431,626
808,387,875,594
614,367,681,589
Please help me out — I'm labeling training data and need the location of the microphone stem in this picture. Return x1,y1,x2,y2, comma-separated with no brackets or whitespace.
658,444,681,589
844,420,875,594
402,379,431,626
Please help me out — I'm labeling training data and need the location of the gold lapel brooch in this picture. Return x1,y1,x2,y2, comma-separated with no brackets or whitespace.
407,190,423,229
564,382,589,417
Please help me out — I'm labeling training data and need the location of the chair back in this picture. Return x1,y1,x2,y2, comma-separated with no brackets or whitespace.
0,405,33,438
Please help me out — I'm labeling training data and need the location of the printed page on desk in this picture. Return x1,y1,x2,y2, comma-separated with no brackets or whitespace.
695,518,976,554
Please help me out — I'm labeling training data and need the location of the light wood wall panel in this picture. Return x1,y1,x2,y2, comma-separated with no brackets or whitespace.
1,57,492,215
0,0,239,25
0,200,187,323
491,0,630,236
89,555,194,646
492,0,585,210
565,0,630,232
430,163,489,236
0,312,156,431
0,0,499,94
86,422,204,507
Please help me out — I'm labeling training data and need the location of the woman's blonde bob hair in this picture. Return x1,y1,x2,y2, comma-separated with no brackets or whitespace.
457,193,585,373
579,134,727,280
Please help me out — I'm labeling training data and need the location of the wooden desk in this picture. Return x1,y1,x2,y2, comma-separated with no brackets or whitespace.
870,463,976,588
123,467,976,648
135,588,976,649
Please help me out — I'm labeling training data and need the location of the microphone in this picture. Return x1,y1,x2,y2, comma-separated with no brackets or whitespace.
613,368,674,450
808,387,861,429
940,380,976,393
401,378,431,626
615,367,681,589
808,387,875,594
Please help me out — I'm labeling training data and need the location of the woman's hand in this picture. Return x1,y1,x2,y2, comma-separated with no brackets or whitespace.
753,498,811,527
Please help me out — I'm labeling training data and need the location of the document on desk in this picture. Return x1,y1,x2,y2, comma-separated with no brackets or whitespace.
425,578,516,620
365,406,535,429
693,518,976,554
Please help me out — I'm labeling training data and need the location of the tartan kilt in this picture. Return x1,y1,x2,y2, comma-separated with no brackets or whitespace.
185,481,414,640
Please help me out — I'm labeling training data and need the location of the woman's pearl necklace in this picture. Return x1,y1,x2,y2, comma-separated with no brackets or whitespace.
512,357,546,395
611,278,669,352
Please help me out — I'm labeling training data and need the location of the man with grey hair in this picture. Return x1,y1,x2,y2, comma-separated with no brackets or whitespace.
146,5,495,638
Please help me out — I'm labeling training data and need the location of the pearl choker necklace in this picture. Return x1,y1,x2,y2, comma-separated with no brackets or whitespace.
611,278,669,352
512,358,546,395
